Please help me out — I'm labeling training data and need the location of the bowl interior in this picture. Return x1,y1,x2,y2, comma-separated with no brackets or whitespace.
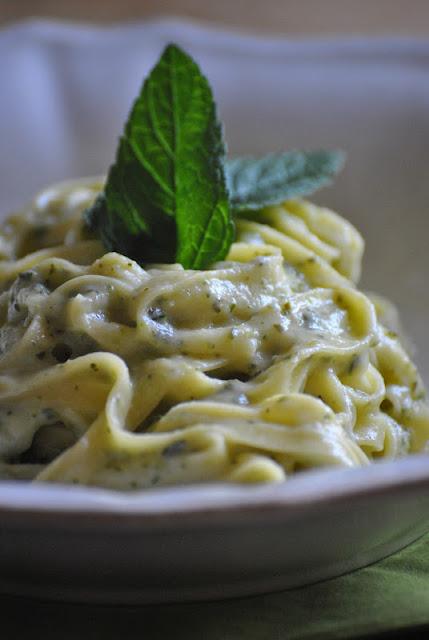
0,25,428,603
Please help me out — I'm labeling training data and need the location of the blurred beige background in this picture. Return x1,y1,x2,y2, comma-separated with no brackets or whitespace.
1,0,429,34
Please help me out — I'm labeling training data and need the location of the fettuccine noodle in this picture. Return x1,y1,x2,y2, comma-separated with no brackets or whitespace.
0,179,427,489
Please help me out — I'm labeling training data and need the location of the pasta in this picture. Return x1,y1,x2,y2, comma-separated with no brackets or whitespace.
0,178,428,490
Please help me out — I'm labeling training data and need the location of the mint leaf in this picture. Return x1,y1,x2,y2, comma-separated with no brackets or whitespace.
86,44,233,269
225,150,345,212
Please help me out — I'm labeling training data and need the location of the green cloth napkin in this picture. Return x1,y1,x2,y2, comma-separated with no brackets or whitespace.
2,533,429,639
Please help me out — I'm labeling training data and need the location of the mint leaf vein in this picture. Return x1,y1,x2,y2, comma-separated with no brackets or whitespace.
226,150,345,212
87,44,233,269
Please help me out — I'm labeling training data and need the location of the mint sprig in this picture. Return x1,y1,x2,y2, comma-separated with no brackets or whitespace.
86,44,345,269
225,150,345,213
86,44,233,269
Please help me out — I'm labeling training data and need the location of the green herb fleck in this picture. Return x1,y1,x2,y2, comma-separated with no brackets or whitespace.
381,398,393,413
348,354,360,374
162,440,188,457
51,343,73,363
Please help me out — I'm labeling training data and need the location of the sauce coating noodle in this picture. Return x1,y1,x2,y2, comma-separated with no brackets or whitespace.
0,179,428,489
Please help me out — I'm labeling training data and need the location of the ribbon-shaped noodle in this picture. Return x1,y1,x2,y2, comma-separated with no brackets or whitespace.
0,180,427,489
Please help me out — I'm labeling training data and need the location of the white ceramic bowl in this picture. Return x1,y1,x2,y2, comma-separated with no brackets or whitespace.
0,19,428,603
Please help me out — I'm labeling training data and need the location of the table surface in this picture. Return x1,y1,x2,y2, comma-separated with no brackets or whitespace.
1,0,429,35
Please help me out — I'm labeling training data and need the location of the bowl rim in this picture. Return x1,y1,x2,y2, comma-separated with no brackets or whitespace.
0,456,428,527
2,16,429,58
